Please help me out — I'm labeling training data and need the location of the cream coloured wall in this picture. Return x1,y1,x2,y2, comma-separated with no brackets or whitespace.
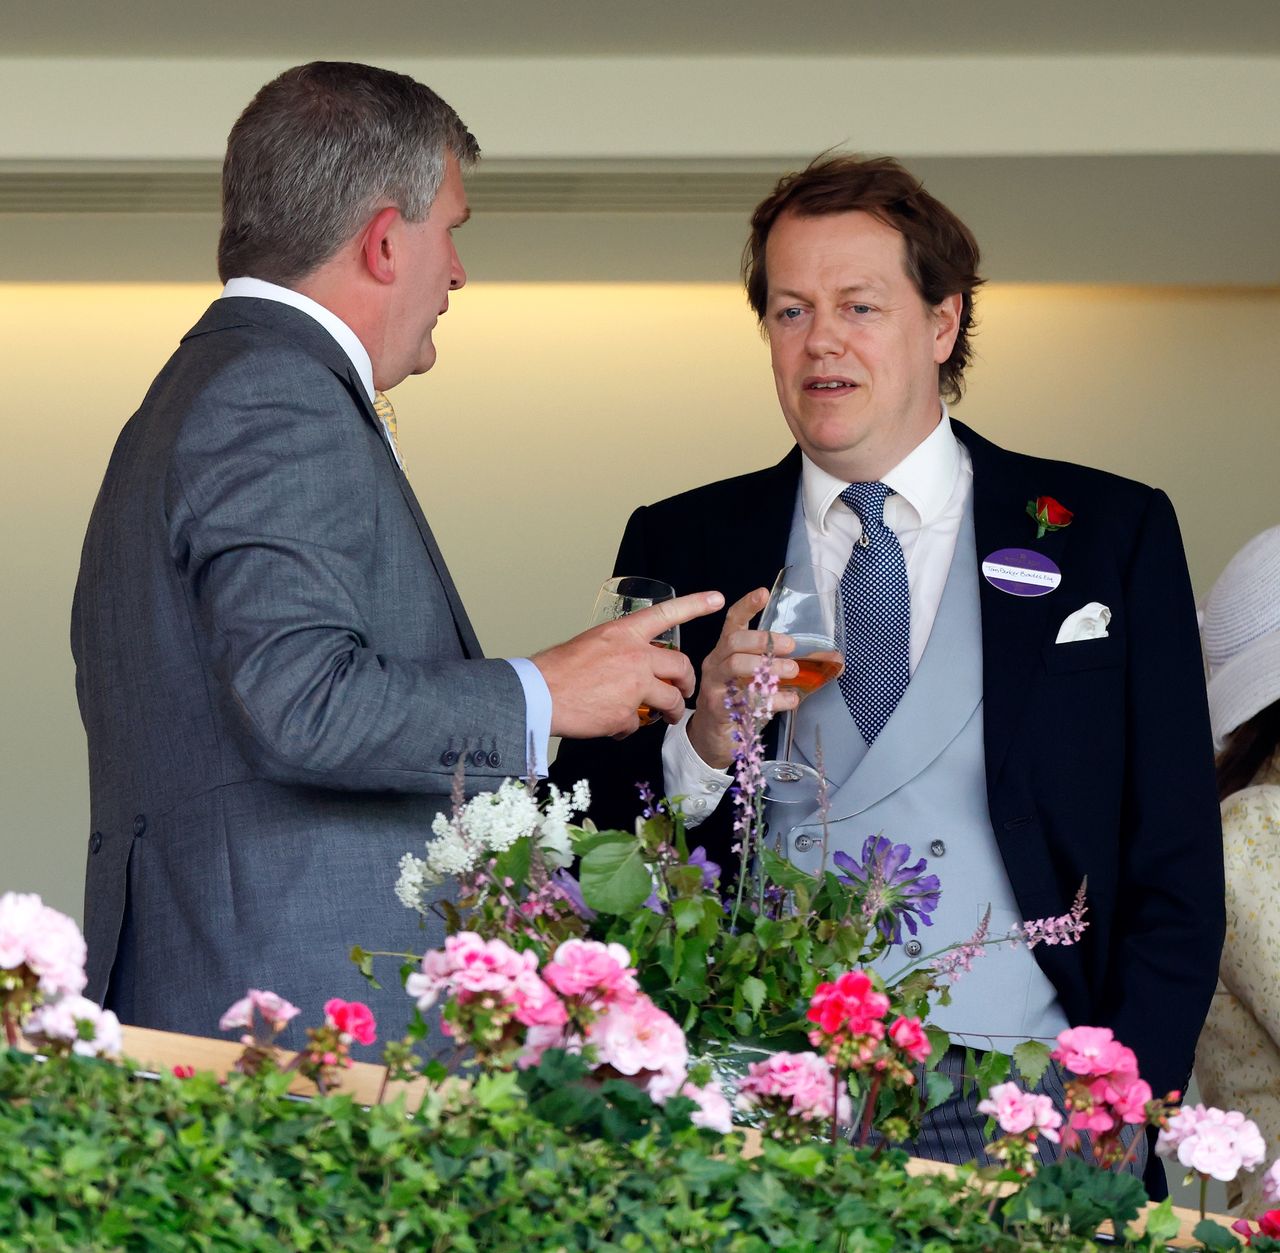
2,280,1277,921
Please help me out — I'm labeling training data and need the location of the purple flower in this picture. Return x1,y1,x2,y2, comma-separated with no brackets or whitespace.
635,782,659,820
688,846,720,890
833,836,940,944
642,889,668,916
550,870,596,921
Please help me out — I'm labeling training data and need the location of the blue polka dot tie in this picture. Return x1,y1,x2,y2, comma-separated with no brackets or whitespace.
838,483,911,744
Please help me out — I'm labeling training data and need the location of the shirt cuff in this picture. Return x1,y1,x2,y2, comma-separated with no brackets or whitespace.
505,657,551,778
661,708,733,827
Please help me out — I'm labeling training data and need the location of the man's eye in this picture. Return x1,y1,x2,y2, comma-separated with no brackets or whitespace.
849,304,873,315
779,307,804,321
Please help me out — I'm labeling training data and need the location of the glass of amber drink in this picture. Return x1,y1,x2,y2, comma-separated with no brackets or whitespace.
589,576,679,725
758,564,844,802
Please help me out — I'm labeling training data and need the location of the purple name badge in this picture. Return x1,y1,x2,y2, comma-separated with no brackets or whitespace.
981,548,1062,598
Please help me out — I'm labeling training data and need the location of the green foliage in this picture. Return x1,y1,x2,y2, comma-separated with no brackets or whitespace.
578,832,652,914
1003,1156,1148,1237
0,1049,1239,1253
0,1050,1243,1252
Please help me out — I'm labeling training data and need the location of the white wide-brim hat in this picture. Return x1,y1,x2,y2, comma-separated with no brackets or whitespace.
1202,524,1280,750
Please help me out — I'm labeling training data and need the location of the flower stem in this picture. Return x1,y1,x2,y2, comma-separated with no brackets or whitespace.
831,1067,840,1150
858,1075,882,1147
2,1008,18,1049
1199,1173,1207,1222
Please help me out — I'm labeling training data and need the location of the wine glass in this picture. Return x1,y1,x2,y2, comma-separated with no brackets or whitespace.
589,576,679,726
758,564,845,803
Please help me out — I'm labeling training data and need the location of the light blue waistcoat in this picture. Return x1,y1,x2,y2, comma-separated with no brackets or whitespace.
776,491,1069,1048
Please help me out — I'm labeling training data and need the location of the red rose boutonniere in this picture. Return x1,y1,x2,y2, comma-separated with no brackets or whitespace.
1026,495,1073,540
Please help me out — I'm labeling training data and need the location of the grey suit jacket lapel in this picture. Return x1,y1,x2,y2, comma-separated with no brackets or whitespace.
184,298,484,660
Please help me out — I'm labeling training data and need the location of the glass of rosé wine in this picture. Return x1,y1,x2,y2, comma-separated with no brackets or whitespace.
758,563,844,803
589,576,679,726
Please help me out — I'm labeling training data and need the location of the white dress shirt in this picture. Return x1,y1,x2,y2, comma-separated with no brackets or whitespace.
664,408,973,820
218,277,552,774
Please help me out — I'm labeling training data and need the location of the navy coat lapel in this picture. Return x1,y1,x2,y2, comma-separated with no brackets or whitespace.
954,420,1075,788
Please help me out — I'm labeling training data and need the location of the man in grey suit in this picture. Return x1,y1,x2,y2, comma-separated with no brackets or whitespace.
71,62,720,1047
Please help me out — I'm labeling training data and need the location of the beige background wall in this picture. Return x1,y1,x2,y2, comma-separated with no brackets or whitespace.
4,278,1277,919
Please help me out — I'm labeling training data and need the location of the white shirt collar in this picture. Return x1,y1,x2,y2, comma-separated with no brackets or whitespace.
802,404,961,535
220,277,376,403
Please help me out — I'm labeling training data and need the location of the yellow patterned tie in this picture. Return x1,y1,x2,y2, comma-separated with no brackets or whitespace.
373,391,403,467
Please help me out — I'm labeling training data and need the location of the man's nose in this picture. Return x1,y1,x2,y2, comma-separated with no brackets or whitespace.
804,308,841,356
449,244,467,291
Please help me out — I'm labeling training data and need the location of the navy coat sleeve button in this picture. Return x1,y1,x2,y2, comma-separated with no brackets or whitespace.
487,751,501,768
89,831,103,854
132,814,147,836
470,750,487,768
441,749,459,767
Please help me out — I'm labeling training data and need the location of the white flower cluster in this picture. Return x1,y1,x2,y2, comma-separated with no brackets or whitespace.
396,779,591,914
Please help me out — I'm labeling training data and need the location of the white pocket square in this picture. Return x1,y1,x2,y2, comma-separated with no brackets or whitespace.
1056,601,1111,643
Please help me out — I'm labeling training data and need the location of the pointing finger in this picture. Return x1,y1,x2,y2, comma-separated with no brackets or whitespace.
628,590,725,640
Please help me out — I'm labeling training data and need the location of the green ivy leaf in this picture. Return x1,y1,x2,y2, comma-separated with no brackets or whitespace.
579,834,652,914
741,976,767,1016
673,897,704,936
923,1069,955,1114
759,847,815,891
974,1048,1010,1097
1128,1196,1180,1245
1011,1039,1052,1090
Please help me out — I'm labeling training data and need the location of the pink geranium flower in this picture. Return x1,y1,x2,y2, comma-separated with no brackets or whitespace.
23,994,123,1060
324,998,376,1046
736,1051,853,1126
219,989,300,1033
888,1015,930,1064
1157,1104,1268,1182
1087,1071,1152,1124
587,994,687,1099
1051,1026,1135,1078
807,970,890,1038
681,1079,734,1134
1263,1159,1280,1206
0,892,88,999
542,939,638,1004
978,1081,1063,1143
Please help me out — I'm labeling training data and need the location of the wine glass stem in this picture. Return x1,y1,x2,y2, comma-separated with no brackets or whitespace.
772,708,804,782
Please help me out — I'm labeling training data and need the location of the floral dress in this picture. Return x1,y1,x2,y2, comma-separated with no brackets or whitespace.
1195,750,1280,1214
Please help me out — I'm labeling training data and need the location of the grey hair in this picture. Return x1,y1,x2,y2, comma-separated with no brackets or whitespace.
217,61,480,285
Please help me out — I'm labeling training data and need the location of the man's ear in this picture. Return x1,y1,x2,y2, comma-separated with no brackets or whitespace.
933,292,963,364
359,206,401,285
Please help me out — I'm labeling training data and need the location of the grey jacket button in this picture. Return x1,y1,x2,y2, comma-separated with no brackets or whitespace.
904,939,923,957
929,839,946,857
487,751,501,768
470,750,487,768
133,814,147,836
794,834,817,852
441,749,459,767
89,831,103,854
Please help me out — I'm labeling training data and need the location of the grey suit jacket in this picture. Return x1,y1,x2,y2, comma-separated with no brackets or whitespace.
71,297,526,1046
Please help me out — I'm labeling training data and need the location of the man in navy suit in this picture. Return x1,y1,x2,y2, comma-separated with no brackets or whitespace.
554,155,1223,1187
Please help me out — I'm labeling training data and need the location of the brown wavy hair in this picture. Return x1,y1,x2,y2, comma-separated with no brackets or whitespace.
1217,700,1280,801
743,154,983,404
